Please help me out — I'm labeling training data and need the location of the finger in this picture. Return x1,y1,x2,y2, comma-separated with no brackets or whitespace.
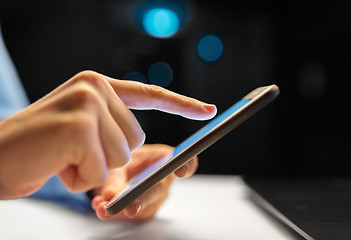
174,156,199,179
93,168,129,219
106,78,217,120
91,195,104,211
94,200,128,220
59,161,107,193
58,131,108,192
97,77,145,151
95,174,176,221
123,179,173,221
100,168,127,201
127,144,174,179
40,71,145,152
97,103,132,168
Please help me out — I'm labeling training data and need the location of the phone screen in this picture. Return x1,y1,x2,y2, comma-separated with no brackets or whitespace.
130,99,251,186
110,99,251,200
106,85,279,214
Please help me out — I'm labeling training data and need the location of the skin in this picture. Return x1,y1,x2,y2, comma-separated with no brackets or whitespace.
0,70,216,221
92,144,199,222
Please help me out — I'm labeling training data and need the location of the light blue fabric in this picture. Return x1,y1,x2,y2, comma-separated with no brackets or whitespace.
30,175,93,213
0,25,92,213
0,26,29,117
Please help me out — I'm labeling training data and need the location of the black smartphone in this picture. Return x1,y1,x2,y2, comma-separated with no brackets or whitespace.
106,84,279,215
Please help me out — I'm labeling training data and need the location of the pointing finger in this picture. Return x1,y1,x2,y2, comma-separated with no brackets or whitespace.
106,78,217,120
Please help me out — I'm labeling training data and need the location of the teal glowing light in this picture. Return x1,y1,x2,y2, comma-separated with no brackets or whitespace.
197,35,224,62
142,8,180,38
123,71,147,84
148,61,173,87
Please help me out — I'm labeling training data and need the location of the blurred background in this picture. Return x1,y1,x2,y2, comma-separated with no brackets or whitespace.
1,0,350,175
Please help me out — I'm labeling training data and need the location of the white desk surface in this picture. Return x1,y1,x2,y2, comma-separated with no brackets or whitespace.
0,175,299,240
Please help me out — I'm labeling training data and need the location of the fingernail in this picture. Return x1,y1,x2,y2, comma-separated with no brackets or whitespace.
125,201,142,219
135,202,142,215
203,104,217,116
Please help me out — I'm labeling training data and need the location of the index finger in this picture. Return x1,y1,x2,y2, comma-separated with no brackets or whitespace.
106,78,217,120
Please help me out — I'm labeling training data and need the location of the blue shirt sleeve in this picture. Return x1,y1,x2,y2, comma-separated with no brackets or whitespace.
0,25,93,213
0,25,29,117
30,175,93,213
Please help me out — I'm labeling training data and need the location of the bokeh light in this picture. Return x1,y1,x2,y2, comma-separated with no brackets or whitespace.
148,61,173,87
197,34,224,62
123,71,148,83
142,8,180,38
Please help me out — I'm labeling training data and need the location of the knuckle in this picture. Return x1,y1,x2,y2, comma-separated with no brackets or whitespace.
148,85,166,104
147,84,166,98
73,70,100,82
63,81,104,110
72,84,102,106
146,84,166,108
70,70,109,92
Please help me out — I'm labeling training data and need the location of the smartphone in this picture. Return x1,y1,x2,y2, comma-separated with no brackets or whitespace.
106,84,279,215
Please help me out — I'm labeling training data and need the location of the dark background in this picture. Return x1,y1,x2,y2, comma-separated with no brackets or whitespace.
1,0,350,175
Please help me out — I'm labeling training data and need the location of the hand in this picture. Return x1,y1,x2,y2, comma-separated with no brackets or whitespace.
91,144,198,222
0,71,216,199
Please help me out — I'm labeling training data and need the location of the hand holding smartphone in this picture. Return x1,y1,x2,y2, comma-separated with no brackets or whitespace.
106,85,279,215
